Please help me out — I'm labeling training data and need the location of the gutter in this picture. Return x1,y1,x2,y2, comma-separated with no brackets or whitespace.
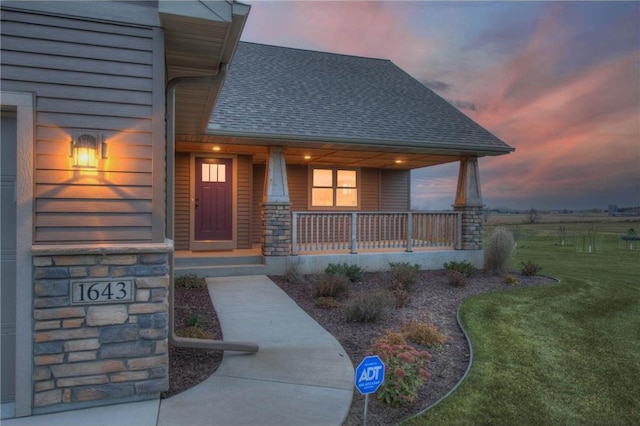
166,66,258,353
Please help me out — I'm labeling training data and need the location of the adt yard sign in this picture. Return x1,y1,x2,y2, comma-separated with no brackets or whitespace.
355,355,385,395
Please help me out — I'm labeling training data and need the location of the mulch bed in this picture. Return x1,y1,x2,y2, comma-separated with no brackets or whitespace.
163,271,556,425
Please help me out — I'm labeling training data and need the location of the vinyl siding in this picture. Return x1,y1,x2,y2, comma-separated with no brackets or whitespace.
1,8,164,244
361,168,380,210
236,155,251,249
251,164,265,244
174,153,190,250
380,169,410,210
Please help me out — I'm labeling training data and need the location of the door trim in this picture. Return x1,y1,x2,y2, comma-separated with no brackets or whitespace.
1,91,34,418
189,154,237,251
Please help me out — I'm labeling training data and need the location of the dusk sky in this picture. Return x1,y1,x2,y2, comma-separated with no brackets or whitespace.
240,1,640,211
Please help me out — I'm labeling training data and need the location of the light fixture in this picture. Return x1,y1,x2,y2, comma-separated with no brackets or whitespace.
212,146,221,152
304,155,311,160
395,159,404,164
70,131,105,168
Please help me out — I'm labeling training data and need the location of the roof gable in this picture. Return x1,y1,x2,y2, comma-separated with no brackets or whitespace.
208,42,513,155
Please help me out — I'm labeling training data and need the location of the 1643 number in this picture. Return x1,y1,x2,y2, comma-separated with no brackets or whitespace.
71,279,133,304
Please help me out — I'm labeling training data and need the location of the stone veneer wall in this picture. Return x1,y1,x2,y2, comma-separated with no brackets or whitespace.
454,205,484,250
30,244,171,414
262,202,291,256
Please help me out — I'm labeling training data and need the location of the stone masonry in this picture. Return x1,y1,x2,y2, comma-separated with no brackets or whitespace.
31,249,170,413
262,202,291,256
454,205,484,250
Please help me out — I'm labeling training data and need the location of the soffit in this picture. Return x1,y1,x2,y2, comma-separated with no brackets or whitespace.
176,140,461,170
160,1,249,136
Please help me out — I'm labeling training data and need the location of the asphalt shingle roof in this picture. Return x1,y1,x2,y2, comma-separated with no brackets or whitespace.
208,42,513,155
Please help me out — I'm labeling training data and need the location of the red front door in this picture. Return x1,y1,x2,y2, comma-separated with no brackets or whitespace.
195,157,232,241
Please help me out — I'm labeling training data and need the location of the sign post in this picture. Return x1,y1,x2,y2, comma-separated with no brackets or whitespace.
355,355,385,426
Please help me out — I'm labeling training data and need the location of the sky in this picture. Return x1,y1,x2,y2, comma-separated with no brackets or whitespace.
239,1,640,211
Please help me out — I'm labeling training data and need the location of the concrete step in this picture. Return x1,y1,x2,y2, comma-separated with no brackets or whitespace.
175,255,263,268
174,263,266,278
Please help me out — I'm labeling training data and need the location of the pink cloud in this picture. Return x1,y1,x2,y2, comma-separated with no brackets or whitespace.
243,1,433,71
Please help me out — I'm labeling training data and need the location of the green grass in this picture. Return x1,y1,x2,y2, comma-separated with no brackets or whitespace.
406,220,640,425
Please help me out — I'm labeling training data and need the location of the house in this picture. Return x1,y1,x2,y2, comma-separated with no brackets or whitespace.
1,0,249,418
172,41,513,275
0,0,512,420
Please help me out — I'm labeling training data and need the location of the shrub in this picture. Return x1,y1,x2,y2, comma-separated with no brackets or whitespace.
389,262,421,291
447,270,468,287
174,273,206,289
185,312,205,327
314,296,340,309
369,334,431,407
443,260,475,277
484,227,515,275
521,260,543,276
285,258,306,284
343,291,393,323
401,320,447,350
373,331,407,346
178,326,213,340
391,286,411,308
504,275,519,286
325,263,364,282
313,273,350,299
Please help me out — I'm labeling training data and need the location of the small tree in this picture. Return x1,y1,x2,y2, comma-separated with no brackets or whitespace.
528,208,540,223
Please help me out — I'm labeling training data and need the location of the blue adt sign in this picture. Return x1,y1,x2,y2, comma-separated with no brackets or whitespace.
355,355,385,395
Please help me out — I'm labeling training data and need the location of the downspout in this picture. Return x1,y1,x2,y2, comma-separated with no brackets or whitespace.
166,65,258,353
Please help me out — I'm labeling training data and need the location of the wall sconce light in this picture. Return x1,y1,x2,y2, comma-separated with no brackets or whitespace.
70,131,105,168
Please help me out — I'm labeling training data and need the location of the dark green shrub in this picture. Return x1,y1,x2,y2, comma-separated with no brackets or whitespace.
175,273,206,289
343,291,393,323
484,227,515,275
447,270,468,287
313,273,349,299
325,263,364,282
521,260,543,276
443,260,475,277
185,312,205,327
389,262,421,291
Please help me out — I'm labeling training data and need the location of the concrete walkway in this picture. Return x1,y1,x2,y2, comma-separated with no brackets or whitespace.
5,275,354,426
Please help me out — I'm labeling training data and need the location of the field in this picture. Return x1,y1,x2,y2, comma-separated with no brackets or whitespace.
407,217,640,425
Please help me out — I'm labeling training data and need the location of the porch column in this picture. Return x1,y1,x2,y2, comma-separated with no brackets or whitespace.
262,146,291,256
453,156,484,250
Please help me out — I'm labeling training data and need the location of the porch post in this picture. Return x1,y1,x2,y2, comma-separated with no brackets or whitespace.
453,156,484,250
262,146,291,256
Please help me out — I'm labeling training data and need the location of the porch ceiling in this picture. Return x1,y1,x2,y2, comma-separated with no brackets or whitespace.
160,1,250,136
176,139,461,170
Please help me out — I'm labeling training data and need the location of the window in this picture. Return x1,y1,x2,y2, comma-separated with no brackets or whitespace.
311,168,358,208
202,163,226,182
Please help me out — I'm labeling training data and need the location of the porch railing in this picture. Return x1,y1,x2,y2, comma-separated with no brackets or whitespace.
291,211,461,255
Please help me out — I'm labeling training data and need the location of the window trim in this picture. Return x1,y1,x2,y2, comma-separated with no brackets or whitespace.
307,166,360,210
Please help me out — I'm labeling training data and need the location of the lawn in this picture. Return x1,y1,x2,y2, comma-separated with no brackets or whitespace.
407,219,640,425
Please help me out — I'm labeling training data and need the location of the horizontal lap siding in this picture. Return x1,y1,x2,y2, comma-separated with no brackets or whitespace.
381,169,410,211
174,153,190,250
237,155,252,249
251,164,265,244
1,9,161,243
361,168,380,210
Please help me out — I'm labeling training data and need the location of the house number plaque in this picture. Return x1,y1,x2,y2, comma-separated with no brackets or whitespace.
71,278,133,305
